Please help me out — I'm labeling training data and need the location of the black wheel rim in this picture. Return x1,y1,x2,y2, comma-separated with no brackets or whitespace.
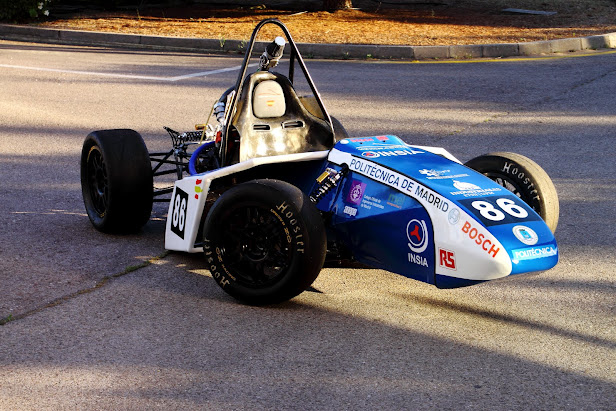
483,171,538,212
86,146,109,217
216,204,293,288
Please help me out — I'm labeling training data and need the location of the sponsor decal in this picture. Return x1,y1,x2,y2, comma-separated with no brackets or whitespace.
420,169,449,178
414,185,450,213
343,205,357,217
407,219,429,267
361,195,384,210
438,248,456,270
512,225,538,246
361,148,423,158
350,137,374,143
461,220,500,258
408,252,428,267
349,158,414,193
357,143,409,151
346,180,366,205
453,180,481,191
171,187,188,239
386,193,405,209
419,169,470,180
407,219,428,253
448,208,461,225
194,179,203,199
376,135,389,141
348,157,451,213
512,246,557,263
459,196,539,227
450,179,502,197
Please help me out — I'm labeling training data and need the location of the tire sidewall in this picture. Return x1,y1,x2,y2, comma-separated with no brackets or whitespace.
465,152,559,232
203,179,326,304
80,129,153,233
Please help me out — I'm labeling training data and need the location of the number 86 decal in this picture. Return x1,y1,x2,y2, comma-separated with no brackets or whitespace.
170,188,189,239
461,196,539,226
471,198,528,221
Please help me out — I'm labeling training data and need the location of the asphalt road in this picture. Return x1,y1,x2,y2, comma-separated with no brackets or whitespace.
0,41,615,409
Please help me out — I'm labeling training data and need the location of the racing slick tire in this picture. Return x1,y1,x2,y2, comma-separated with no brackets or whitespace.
465,152,559,233
331,116,349,142
298,96,348,141
81,129,153,233
203,179,327,305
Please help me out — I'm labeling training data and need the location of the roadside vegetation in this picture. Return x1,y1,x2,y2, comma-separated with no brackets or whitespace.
2,1,616,46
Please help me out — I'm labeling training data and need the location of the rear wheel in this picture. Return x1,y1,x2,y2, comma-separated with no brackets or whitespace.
465,152,559,232
299,95,348,141
331,116,349,141
203,179,326,305
81,129,153,233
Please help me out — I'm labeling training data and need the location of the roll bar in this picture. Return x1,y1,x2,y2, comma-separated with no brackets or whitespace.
220,18,334,166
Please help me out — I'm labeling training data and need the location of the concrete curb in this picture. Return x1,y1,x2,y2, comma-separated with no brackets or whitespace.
1,23,615,60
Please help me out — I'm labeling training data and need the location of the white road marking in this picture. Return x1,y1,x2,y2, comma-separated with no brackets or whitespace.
0,63,255,81
168,65,256,81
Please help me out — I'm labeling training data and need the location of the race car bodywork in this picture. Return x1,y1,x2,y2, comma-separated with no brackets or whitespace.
314,136,557,288
164,134,558,290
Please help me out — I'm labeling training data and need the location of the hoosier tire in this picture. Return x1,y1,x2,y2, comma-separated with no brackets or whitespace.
203,179,326,305
81,129,153,233
465,152,559,233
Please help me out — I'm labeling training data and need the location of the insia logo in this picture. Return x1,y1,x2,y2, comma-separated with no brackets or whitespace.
406,219,428,253
438,248,456,270
461,220,500,258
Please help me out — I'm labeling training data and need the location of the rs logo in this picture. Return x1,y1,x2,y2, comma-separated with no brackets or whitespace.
438,248,456,270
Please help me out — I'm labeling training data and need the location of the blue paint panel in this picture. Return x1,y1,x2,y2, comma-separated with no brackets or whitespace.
435,275,486,289
330,173,436,285
314,135,559,286
489,221,558,274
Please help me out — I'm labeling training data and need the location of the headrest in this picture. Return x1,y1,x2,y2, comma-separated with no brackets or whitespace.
253,80,286,118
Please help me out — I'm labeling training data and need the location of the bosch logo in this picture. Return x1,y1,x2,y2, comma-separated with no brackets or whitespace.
461,220,500,258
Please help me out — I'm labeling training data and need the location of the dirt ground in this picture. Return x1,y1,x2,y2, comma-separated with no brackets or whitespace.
38,1,616,46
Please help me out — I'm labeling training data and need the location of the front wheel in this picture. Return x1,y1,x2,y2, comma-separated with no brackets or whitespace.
203,179,326,305
465,152,559,232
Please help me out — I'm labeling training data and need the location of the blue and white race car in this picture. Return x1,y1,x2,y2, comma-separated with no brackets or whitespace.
80,19,559,304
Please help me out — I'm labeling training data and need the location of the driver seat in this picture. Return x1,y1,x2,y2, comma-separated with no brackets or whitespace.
230,71,334,163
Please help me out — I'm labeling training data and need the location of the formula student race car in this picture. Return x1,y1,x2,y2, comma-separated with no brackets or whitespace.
80,19,559,304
